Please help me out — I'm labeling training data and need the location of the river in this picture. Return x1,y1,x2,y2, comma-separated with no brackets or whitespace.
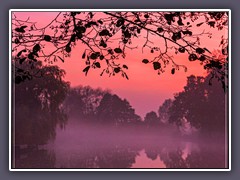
14,119,227,169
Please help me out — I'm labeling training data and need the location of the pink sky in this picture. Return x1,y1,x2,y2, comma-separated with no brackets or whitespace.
12,12,228,118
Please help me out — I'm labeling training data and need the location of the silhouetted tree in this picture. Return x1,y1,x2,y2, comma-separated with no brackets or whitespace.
12,11,228,89
14,60,70,146
144,111,159,128
158,99,173,123
64,86,109,118
63,87,85,116
96,93,141,126
168,73,226,137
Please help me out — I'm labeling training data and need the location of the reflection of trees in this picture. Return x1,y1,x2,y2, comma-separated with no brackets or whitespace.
185,143,226,168
61,140,225,169
48,128,226,169
159,147,187,168
97,146,138,168
145,147,159,160
15,148,55,168
57,143,140,168
158,142,226,168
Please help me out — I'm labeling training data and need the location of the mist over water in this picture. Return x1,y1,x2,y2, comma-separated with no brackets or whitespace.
13,75,227,169
14,117,226,169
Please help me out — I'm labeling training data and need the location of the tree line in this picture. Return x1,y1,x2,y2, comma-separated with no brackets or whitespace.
14,58,226,147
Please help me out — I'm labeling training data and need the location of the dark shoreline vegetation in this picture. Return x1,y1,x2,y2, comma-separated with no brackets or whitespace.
12,61,227,168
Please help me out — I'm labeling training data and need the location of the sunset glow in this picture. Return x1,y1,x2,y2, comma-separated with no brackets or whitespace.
13,11,227,117
11,10,229,170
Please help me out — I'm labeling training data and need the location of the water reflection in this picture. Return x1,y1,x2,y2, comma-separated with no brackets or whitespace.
132,150,166,168
14,123,226,169
14,146,55,169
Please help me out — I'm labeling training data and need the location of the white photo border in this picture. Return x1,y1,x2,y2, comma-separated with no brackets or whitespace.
9,9,231,171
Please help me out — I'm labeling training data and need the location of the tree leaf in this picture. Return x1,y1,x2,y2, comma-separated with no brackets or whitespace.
178,47,185,53
70,34,76,42
182,30,192,36
94,62,101,68
44,35,52,42
177,18,184,26
222,46,228,55
15,27,26,33
114,48,122,53
57,56,64,62
196,22,204,27
142,59,149,64
28,53,34,60
188,54,198,61
114,67,121,73
123,65,128,69
14,38,20,44
19,57,26,64
144,14,149,18
83,66,90,76
15,28,25,33
199,55,206,61
153,62,161,70
21,25,27,29
196,48,205,54
125,73,129,80
65,45,71,53
17,49,27,57
33,44,41,53
208,21,215,27
203,47,212,54
99,29,110,36
82,52,86,59
157,27,164,33
76,26,86,33
116,18,124,27
90,53,98,59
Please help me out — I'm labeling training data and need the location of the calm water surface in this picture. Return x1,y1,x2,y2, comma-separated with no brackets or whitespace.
14,120,227,169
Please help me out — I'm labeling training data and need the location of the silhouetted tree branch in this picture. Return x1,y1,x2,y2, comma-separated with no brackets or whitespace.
12,11,228,89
